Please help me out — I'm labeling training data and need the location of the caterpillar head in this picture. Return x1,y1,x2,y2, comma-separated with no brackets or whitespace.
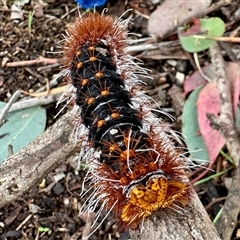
121,171,189,229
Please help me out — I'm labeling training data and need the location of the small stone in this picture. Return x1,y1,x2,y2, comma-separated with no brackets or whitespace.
53,182,65,195
175,72,185,84
63,198,70,206
43,197,55,209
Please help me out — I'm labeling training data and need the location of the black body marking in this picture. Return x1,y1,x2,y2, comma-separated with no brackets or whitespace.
71,42,146,152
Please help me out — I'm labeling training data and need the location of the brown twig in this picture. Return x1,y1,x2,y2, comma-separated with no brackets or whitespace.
190,162,214,184
5,56,58,67
209,43,240,240
0,8,21,12
21,85,66,98
209,44,240,166
1,91,63,113
78,212,96,240
205,196,227,210
195,36,240,43
203,0,232,16
0,90,21,127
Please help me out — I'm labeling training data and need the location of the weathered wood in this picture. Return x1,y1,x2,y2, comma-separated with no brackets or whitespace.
0,113,77,207
209,43,240,240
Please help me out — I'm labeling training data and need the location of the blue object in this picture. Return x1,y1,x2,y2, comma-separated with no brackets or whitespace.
76,0,107,9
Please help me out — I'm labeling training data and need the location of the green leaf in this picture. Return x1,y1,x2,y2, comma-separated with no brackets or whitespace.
200,18,225,38
235,105,240,129
182,86,209,163
0,102,46,163
178,17,225,53
38,226,50,232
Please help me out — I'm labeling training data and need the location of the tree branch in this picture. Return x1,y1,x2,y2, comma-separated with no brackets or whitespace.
209,43,240,240
0,113,77,208
0,113,220,239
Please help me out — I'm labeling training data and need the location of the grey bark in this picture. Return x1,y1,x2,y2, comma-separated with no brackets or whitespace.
0,113,77,208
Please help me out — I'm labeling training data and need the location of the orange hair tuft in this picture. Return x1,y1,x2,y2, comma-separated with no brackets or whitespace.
63,12,126,68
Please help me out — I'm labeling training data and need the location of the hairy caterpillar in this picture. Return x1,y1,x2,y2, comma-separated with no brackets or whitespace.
58,11,191,230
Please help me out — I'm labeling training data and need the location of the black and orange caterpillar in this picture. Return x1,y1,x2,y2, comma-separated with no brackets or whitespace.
59,12,191,230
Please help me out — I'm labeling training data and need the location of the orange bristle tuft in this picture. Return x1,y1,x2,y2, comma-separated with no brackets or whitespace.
63,12,126,69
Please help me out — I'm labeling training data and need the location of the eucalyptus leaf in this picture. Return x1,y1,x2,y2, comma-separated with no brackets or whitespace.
236,105,240,129
182,87,209,163
0,102,46,163
178,17,225,53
